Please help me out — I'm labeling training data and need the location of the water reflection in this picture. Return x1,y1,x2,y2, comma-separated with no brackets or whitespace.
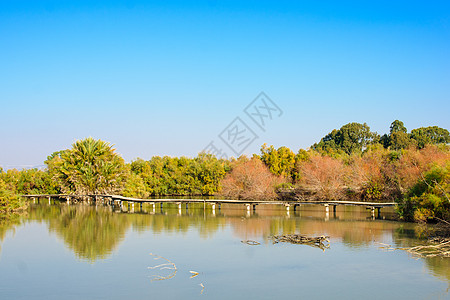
23,204,402,253
0,202,448,286
0,213,24,253
26,204,227,261
392,225,450,286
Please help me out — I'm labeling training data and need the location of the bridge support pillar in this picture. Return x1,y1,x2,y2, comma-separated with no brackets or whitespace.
48,196,51,205
245,204,251,217
369,207,375,219
324,204,329,213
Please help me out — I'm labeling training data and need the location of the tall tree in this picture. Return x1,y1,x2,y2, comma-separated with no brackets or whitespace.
389,120,407,135
410,126,450,149
390,131,411,150
387,120,411,150
313,122,377,154
47,137,126,194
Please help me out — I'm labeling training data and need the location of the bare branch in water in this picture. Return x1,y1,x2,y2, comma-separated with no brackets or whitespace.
189,270,199,278
241,240,260,245
270,234,330,251
148,253,206,294
377,239,450,258
148,253,177,281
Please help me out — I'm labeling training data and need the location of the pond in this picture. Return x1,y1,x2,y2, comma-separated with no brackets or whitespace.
0,202,448,299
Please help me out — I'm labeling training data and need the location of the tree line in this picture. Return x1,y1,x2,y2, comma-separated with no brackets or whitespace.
1,121,449,222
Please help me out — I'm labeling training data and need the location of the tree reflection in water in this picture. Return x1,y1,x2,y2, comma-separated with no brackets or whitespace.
0,212,24,254
0,202,446,287
28,205,129,262
26,203,226,261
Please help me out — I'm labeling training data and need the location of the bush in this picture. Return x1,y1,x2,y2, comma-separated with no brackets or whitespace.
0,179,26,212
397,164,450,222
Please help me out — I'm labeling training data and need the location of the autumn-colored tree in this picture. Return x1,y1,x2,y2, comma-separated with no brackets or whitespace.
347,145,391,200
220,157,285,200
297,155,347,200
386,145,450,193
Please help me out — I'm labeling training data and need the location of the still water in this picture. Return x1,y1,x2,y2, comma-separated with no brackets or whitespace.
0,202,448,300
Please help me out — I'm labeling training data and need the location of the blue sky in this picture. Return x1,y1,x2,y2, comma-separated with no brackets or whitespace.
1,0,449,168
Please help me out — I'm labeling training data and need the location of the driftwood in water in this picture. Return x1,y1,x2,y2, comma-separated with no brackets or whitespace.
378,238,450,258
148,253,177,281
241,240,260,245
270,234,330,250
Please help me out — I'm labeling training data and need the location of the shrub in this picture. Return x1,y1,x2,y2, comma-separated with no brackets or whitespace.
397,164,450,222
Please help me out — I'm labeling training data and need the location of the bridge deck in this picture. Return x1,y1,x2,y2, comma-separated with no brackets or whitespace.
22,194,397,207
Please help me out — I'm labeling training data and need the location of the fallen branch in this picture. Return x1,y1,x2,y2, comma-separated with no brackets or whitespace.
189,270,199,278
148,253,177,281
241,240,260,245
377,239,450,258
270,234,330,250
199,283,205,294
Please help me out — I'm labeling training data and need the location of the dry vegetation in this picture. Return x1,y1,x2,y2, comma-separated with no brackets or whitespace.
294,145,450,204
220,157,285,200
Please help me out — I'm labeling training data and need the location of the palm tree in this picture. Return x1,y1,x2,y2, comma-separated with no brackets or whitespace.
50,137,126,194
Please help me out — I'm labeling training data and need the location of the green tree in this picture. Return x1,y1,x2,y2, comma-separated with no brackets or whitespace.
380,134,390,149
390,131,411,150
386,120,411,150
397,164,450,222
260,144,295,179
313,122,377,155
410,126,450,149
47,137,126,194
390,120,407,135
124,153,227,197
0,178,25,212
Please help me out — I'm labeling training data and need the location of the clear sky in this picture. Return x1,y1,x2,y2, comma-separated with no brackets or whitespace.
1,0,449,168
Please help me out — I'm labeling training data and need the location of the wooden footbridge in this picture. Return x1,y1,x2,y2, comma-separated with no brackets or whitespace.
22,194,396,217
